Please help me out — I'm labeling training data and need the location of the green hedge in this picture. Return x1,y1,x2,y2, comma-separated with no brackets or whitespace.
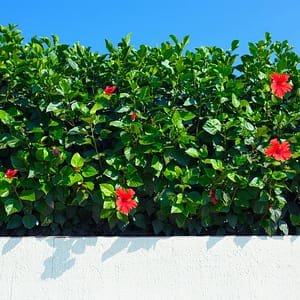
0,24,300,236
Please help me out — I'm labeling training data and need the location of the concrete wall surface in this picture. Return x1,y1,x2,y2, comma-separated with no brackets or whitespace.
0,236,299,300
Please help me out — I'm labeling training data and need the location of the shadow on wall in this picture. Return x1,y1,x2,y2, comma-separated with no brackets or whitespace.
101,237,160,262
40,236,160,279
40,237,97,280
1,236,160,280
1,237,22,255
206,235,292,250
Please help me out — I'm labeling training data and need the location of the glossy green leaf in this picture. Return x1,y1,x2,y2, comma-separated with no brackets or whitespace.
203,119,222,135
82,166,98,177
100,183,115,197
20,190,36,201
4,198,22,216
71,152,85,168
22,215,38,229
185,148,199,158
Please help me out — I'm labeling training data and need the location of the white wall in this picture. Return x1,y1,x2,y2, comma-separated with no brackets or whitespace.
0,236,299,300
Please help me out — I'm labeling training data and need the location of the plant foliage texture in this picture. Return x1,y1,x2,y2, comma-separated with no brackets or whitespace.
1,24,300,236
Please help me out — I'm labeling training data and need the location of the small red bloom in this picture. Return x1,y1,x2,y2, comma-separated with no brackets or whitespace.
265,138,292,161
115,187,137,215
104,85,117,95
209,191,218,205
73,166,79,171
131,112,137,121
270,73,292,98
5,169,18,179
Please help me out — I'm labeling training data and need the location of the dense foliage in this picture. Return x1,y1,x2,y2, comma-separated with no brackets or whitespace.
0,24,300,236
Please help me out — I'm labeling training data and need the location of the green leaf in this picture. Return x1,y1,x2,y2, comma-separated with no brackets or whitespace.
90,101,109,114
279,220,288,235
126,172,144,187
232,93,240,108
68,173,83,186
205,159,223,171
134,213,147,229
187,191,202,203
270,208,281,223
19,190,36,201
105,39,115,52
152,219,164,235
253,201,268,214
115,106,130,113
46,102,63,112
259,190,270,202
151,156,163,176
228,214,237,228
0,181,10,197
7,214,22,229
249,177,265,189
183,98,198,106
185,148,199,158
71,152,85,168
263,219,277,236
4,198,22,216
109,120,124,128
171,204,184,214
124,147,134,161
67,58,79,70
0,110,14,125
100,209,114,219
82,166,98,177
100,183,115,197
203,119,222,135
103,200,115,209
85,181,94,191
272,171,287,180
231,40,239,51
290,214,300,226
22,215,38,229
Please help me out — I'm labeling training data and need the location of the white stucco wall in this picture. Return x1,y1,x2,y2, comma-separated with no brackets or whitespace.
0,236,299,300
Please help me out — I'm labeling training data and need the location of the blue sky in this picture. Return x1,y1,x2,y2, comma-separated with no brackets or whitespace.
2,0,300,55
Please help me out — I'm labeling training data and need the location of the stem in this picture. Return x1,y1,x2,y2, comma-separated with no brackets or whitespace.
90,124,103,171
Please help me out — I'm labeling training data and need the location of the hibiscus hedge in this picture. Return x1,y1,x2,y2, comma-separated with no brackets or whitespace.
0,24,300,236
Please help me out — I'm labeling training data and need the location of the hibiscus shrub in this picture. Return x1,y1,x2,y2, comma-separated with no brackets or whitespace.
0,24,300,236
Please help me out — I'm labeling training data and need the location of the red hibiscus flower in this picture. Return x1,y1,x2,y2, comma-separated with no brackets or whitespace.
270,73,292,98
265,138,292,161
115,187,137,215
209,191,218,205
104,85,117,95
5,169,18,179
131,112,137,121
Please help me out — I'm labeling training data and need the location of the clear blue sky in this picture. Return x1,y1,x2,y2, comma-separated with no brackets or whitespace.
2,0,300,55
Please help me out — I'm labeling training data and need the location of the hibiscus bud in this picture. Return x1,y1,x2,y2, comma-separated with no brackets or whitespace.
209,191,218,205
104,85,117,95
5,169,18,179
131,112,137,121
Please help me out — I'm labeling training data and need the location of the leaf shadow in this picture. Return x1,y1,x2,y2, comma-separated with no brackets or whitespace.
101,237,159,262
1,237,22,255
40,237,97,280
